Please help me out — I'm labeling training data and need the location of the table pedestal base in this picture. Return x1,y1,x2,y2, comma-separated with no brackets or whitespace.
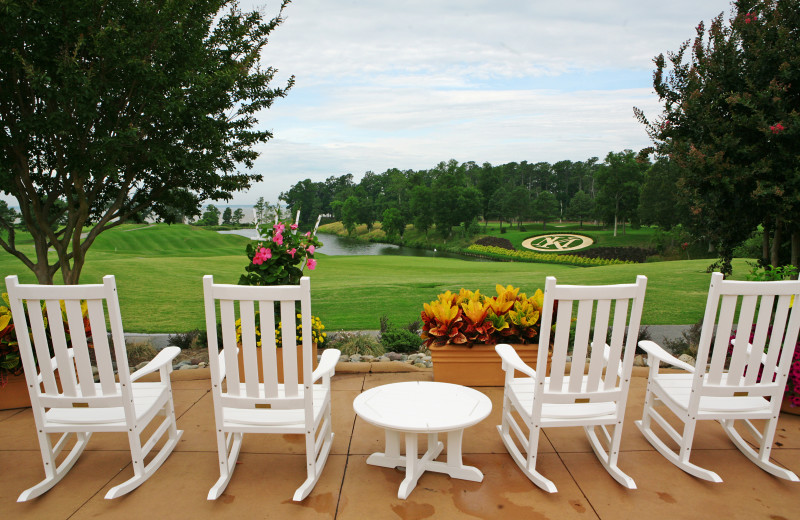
366,429,484,499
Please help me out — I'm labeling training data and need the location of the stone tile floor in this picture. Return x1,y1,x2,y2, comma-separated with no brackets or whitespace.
1,369,799,519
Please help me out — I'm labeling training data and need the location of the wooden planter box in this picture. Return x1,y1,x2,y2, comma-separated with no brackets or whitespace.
236,343,318,384
429,343,550,387
781,396,800,416
0,373,31,410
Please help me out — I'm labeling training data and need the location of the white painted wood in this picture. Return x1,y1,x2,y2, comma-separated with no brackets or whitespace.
353,381,491,499
495,275,647,492
5,275,182,501
636,271,800,483
203,275,340,502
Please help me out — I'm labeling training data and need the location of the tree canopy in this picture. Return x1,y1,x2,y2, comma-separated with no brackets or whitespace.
0,0,293,283
635,0,800,273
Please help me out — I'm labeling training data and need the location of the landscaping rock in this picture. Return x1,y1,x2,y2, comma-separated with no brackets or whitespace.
678,354,696,366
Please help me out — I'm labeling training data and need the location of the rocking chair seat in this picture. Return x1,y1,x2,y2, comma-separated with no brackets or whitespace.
652,374,772,415
44,383,170,428
222,385,330,428
508,379,619,421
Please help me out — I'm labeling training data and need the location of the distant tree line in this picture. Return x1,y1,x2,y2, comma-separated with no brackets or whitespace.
277,152,689,239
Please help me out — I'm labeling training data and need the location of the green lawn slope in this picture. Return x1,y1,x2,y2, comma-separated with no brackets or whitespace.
0,224,752,333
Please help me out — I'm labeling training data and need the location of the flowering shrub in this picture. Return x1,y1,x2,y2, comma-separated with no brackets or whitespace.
729,325,800,407
235,313,327,348
0,292,21,386
239,214,322,286
465,244,632,267
421,284,544,348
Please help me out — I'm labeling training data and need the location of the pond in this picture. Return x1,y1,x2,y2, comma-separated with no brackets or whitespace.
218,229,485,261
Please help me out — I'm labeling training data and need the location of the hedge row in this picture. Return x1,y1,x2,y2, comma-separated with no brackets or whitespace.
464,245,633,267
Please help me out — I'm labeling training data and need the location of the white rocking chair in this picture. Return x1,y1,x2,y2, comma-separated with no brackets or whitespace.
6,275,183,501
637,272,800,482
202,275,340,501
496,275,647,492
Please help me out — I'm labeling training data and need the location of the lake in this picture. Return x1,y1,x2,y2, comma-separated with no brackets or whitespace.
218,229,485,261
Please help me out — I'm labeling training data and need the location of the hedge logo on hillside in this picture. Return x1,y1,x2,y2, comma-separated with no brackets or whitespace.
522,234,593,252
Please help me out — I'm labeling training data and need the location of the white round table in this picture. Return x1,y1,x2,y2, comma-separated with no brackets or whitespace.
353,381,492,499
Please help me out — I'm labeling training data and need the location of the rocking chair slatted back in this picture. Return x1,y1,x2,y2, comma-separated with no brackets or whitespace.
203,275,312,407
693,272,800,399
8,275,129,406
537,275,647,402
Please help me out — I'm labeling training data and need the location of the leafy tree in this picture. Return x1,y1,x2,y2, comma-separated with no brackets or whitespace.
382,206,407,238
637,158,685,230
635,0,800,273
0,0,293,284
253,197,268,225
595,150,647,236
279,179,323,228
567,190,595,228
532,191,559,230
232,208,245,225
197,205,221,226
509,185,531,230
409,185,434,236
341,196,360,235
222,207,233,226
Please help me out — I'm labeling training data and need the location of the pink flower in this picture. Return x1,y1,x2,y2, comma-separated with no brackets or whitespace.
252,247,272,265
771,123,786,134
307,245,315,255
274,233,284,246
274,223,285,234
307,258,317,270
305,231,311,237
288,247,297,258
291,223,298,230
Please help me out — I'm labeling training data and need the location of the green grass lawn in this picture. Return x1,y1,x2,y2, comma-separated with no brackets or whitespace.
0,223,752,333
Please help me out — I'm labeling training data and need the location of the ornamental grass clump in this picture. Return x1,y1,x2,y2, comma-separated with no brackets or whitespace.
421,284,544,348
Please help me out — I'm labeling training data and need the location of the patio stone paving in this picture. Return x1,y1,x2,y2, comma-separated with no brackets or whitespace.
1,368,799,519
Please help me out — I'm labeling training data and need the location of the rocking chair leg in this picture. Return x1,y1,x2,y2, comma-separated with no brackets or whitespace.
721,419,800,482
18,432,91,502
293,424,334,501
208,432,243,500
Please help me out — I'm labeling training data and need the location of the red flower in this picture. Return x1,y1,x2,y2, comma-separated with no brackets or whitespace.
771,123,786,134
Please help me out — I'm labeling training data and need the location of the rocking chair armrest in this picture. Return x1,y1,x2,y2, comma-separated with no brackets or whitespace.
638,340,695,373
130,346,181,382
745,343,770,368
495,343,536,378
599,343,624,377
312,348,341,383
37,350,75,383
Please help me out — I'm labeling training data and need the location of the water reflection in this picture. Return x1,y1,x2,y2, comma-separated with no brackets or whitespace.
218,229,485,261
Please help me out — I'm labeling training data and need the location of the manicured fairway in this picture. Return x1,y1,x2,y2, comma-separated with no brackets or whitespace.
0,224,752,333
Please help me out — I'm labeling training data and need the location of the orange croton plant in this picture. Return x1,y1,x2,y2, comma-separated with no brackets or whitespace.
421,284,544,348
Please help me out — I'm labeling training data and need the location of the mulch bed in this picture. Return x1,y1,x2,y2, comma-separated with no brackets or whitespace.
473,236,516,250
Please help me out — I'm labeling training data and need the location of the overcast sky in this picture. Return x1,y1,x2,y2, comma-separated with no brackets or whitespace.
234,0,733,205
3,0,735,208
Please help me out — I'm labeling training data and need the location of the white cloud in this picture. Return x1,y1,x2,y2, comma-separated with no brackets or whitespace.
1,0,733,207
233,0,732,204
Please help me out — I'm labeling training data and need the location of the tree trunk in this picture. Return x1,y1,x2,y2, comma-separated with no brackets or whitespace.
771,218,783,267
762,224,771,264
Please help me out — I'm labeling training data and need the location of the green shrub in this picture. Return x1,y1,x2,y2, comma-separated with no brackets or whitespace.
380,328,423,354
